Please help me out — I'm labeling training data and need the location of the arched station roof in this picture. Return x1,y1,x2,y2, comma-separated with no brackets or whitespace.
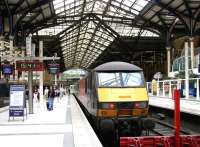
1,0,200,70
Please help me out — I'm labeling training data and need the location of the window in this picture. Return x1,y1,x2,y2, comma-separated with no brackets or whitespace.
98,71,144,87
122,72,143,87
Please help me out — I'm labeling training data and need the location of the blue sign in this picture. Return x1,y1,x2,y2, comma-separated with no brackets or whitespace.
2,64,13,75
9,108,24,117
9,85,25,119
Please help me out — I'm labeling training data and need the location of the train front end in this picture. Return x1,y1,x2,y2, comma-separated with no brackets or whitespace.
96,70,154,136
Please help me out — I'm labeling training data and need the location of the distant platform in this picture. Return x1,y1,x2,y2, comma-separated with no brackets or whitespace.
149,96,200,116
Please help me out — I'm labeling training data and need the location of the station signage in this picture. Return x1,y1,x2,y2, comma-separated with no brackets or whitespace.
48,63,60,74
1,64,13,75
16,61,43,71
9,85,26,121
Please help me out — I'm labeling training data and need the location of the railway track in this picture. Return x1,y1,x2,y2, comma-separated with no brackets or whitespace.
149,118,191,136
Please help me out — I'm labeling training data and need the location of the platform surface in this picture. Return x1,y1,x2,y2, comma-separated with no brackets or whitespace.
149,96,200,116
0,95,102,147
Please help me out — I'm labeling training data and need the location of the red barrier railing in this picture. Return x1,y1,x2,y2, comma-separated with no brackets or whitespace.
120,90,200,147
120,135,200,147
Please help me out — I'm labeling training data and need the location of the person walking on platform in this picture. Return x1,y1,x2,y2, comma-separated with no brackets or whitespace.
48,86,55,111
44,86,49,108
33,89,39,103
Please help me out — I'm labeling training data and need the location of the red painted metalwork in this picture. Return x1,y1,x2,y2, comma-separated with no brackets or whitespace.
120,89,200,147
174,89,180,147
120,135,200,147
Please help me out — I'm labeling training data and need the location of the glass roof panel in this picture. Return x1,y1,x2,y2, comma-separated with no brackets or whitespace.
37,0,159,68
38,25,68,35
107,22,159,37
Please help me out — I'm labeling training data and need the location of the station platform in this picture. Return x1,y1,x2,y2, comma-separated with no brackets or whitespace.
149,96,200,116
0,95,102,147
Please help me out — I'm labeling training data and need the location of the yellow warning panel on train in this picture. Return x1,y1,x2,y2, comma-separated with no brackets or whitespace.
98,88,148,102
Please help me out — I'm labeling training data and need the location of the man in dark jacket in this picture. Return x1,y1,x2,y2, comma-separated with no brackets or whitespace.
48,86,55,111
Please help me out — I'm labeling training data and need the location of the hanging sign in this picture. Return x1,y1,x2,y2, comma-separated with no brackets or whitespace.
48,63,60,74
1,64,13,75
16,61,43,71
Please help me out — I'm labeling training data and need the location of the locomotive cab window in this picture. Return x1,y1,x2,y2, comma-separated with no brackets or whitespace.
97,71,144,87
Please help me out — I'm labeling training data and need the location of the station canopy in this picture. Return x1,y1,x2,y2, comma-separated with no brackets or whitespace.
3,0,200,69
39,0,159,68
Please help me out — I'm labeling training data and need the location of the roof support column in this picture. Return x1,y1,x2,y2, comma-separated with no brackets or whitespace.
9,35,17,80
39,40,44,109
166,46,171,77
0,36,5,79
26,35,33,114
9,35,13,51
21,49,25,80
189,37,194,69
0,36,4,52
184,40,189,99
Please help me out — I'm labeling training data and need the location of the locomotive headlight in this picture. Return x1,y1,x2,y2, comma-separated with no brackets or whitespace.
134,101,148,109
100,102,116,109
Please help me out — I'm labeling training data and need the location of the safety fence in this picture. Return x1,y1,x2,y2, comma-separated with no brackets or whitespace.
120,135,200,147
120,90,200,147
146,78,200,101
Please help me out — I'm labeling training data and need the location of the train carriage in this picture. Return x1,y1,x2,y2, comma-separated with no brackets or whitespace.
75,61,154,137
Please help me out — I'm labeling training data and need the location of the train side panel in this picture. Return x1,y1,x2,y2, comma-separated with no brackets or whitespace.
78,73,98,116
78,78,87,108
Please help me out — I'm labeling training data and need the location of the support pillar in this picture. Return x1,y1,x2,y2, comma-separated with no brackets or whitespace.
169,81,172,98
0,36,4,51
28,71,33,114
189,37,194,69
157,79,159,96
39,41,44,108
185,41,189,99
59,73,62,81
26,35,33,114
0,36,4,79
166,47,171,77
162,81,165,97
55,74,57,86
197,79,199,100
9,36,17,80
9,36,13,51
21,50,25,80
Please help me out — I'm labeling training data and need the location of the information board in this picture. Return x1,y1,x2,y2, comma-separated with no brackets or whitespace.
9,85,26,121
